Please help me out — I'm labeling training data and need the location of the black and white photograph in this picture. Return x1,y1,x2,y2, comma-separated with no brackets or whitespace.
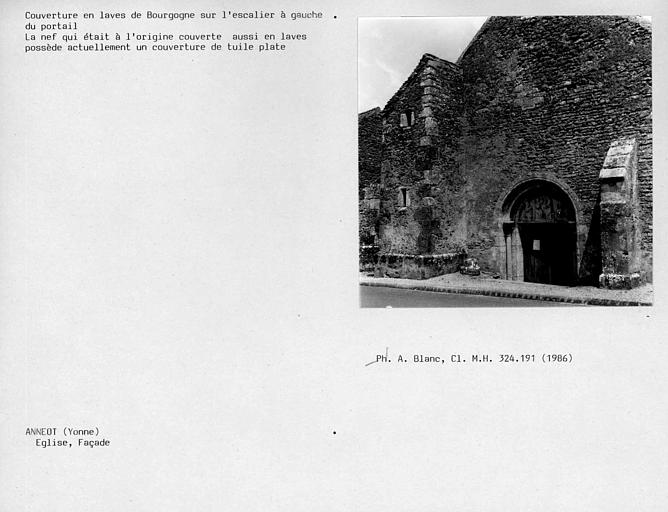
359,16,653,307
2,2,667,510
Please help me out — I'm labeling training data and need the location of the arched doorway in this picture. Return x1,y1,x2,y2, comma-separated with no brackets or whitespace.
501,180,578,286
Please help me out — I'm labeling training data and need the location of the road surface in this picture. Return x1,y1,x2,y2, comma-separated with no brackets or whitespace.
360,285,575,308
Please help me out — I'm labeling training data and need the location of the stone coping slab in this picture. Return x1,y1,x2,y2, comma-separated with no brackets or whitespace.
360,274,653,306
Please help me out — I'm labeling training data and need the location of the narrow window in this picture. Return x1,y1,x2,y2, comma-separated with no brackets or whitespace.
399,187,409,207
399,110,415,127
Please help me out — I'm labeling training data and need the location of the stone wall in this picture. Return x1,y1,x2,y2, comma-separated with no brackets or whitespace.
374,253,465,280
358,107,382,200
456,16,652,283
363,16,652,285
358,108,383,268
378,54,465,255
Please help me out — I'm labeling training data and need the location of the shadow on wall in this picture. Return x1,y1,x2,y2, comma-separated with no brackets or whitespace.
414,206,439,254
579,199,602,285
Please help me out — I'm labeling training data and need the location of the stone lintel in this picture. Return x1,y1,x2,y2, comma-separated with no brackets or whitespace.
599,167,627,181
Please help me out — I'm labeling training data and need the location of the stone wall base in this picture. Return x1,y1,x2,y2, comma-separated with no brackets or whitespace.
599,271,647,290
374,253,465,280
360,245,380,273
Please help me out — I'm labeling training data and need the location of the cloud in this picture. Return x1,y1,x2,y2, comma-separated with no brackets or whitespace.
374,57,405,90
358,17,487,111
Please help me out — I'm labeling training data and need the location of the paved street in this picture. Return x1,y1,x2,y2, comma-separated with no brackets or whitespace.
360,285,575,308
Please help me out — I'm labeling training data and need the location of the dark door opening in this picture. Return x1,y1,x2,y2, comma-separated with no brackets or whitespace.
519,222,577,286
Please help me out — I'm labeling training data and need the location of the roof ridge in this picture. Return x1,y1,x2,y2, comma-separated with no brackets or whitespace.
359,107,381,118
383,53,461,110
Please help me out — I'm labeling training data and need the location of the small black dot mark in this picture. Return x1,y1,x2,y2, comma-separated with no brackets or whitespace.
333,431,336,435
334,15,337,19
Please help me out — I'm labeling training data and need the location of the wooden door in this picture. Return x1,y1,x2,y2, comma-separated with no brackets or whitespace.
520,223,576,285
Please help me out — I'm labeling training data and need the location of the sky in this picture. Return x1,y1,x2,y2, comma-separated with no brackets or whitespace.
358,16,652,112
358,17,488,112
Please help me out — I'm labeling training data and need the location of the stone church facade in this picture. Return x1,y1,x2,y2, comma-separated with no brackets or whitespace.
359,16,652,288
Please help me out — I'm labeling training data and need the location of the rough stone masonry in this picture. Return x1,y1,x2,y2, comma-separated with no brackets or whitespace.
359,16,652,289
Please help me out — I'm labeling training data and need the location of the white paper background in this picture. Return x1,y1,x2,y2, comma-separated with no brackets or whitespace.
1,0,667,510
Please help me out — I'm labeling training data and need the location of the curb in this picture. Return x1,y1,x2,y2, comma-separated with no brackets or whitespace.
360,280,652,306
